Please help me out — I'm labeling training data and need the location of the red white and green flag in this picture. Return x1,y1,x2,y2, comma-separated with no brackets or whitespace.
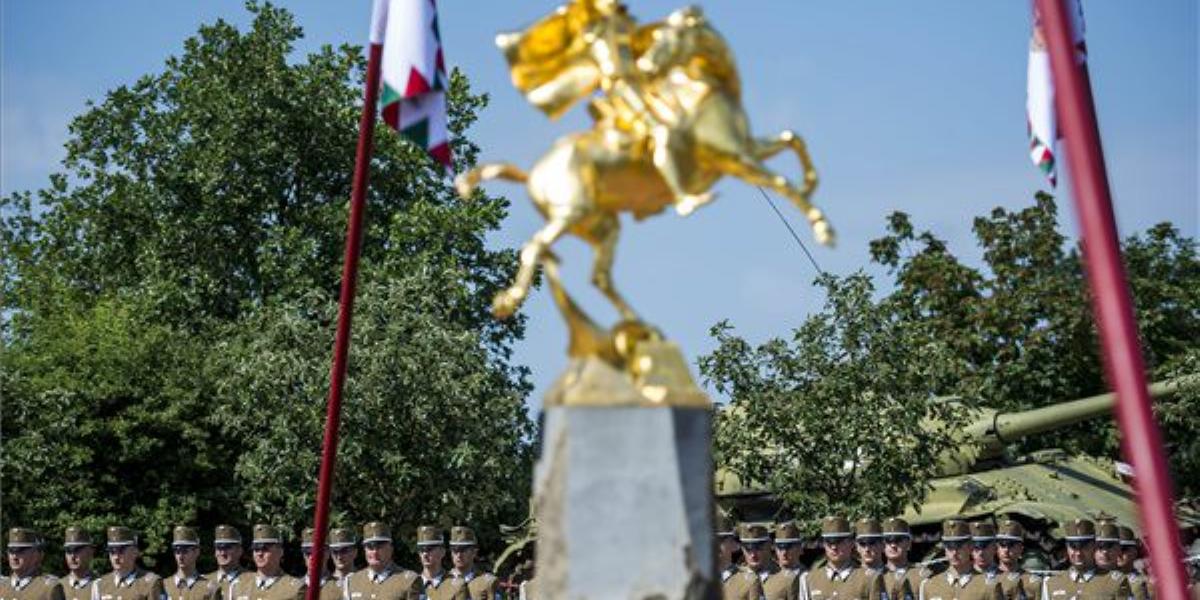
1026,0,1086,187
370,0,452,171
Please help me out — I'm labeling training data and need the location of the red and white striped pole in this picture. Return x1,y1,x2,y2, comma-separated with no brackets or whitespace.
306,2,387,599
1035,1,1188,597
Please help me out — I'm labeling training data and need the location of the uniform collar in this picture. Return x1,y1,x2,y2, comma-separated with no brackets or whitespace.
11,574,36,590
450,569,474,582
367,564,394,583
422,571,445,588
888,563,908,575
720,565,737,582
826,563,853,581
218,568,241,582
116,570,139,587
946,566,973,586
68,573,95,588
255,573,280,589
175,573,200,589
1068,567,1096,582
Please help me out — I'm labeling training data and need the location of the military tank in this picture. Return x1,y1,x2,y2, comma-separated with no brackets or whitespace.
715,377,1200,561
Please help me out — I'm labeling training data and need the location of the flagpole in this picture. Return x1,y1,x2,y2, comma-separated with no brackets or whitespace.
1035,1,1188,597
305,30,384,600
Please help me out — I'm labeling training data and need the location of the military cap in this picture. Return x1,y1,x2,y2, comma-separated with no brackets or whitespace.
738,523,770,544
415,525,443,547
107,526,138,547
252,524,282,544
362,522,392,544
854,518,883,539
449,526,477,547
7,528,42,549
1095,521,1120,543
213,525,242,545
63,527,94,548
1062,518,1096,541
300,528,318,549
997,520,1026,542
941,519,970,542
821,515,853,539
1117,525,1138,548
329,528,357,549
172,526,200,547
882,517,911,538
774,521,802,544
970,521,997,542
715,513,736,539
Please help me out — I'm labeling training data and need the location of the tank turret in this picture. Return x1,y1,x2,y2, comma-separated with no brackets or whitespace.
932,378,1195,477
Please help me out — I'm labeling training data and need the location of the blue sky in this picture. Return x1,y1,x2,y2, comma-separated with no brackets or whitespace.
3,2,1196,406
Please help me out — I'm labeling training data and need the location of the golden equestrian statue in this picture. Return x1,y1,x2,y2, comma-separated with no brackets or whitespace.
457,0,833,393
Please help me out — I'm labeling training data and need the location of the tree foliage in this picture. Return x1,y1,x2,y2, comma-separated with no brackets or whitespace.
1,2,532,571
705,193,1200,524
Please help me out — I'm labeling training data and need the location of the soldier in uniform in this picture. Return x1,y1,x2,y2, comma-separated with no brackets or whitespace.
414,526,465,600
917,520,1002,600
881,518,924,600
1095,523,1148,600
715,515,762,600
446,526,498,600
993,520,1040,600
801,515,886,600
1,528,64,600
205,526,245,600
61,527,97,600
970,522,1000,580
94,526,165,600
765,522,802,600
855,519,886,574
163,527,218,600
326,529,357,582
740,524,775,588
229,525,304,600
298,528,340,600
342,522,421,600
1039,518,1131,600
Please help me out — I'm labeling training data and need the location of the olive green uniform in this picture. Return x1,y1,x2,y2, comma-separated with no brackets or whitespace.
419,574,466,600
94,571,165,600
721,566,764,600
764,566,802,600
918,567,1003,600
449,571,498,600
203,570,243,600
343,566,421,600
1123,572,1149,600
60,574,97,600
995,571,1040,600
801,564,887,600
229,573,304,600
0,574,66,600
1038,568,1131,600
302,576,341,600
163,574,219,600
884,566,927,600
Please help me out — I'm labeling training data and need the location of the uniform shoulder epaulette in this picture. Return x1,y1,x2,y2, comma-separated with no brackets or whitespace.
482,574,496,583
43,575,60,584
142,573,160,583
919,567,933,579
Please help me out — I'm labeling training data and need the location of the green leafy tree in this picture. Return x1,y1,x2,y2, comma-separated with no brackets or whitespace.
1,2,531,570
702,274,973,525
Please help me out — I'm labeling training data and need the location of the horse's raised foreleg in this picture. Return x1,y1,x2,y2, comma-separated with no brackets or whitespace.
753,130,819,200
584,213,640,322
494,216,573,319
713,150,835,247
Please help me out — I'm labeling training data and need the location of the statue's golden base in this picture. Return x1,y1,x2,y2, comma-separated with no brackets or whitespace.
545,339,711,408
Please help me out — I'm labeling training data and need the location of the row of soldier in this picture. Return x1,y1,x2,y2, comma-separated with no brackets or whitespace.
717,515,1194,600
0,523,500,600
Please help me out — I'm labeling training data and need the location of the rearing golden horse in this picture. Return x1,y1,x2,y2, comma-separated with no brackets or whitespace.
457,3,833,355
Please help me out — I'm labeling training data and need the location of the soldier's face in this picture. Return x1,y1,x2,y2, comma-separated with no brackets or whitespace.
1093,541,1119,570
418,546,445,571
943,541,969,571
450,546,476,571
214,543,242,568
1117,547,1137,570
774,542,801,569
996,540,1023,565
173,545,199,572
107,545,138,573
6,547,40,576
742,542,768,570
364,541,392,568
1066,540,1094,569
65,545,95,572
331,546,357,572
883,536,910,562
251,543,282,572
970,541,996,569
856,538,882,566
823,537,852,566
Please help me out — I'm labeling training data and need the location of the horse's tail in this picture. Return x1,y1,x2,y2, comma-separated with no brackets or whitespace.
455,163,528,199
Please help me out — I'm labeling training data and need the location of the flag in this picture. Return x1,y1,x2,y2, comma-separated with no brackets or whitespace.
371,0,452,171
1026,0,1086,187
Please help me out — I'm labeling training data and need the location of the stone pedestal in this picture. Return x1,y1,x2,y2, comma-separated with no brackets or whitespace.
533,354,717,598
